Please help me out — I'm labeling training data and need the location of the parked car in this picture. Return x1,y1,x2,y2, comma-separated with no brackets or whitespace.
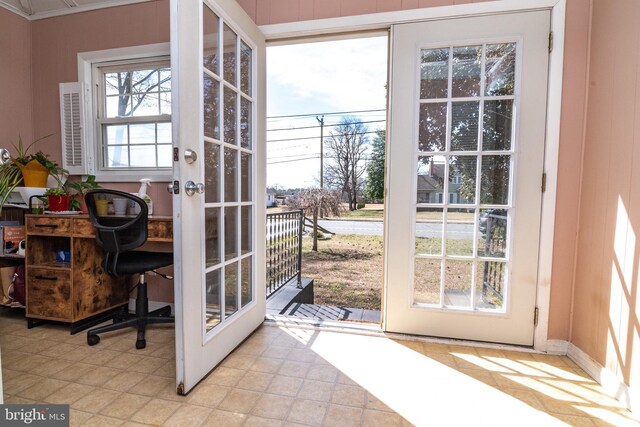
478,209,507,236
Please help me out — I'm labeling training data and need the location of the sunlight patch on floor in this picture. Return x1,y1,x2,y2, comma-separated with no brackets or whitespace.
306,330,566,426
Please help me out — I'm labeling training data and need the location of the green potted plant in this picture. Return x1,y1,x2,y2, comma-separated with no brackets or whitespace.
43,187,70,212
0,134,68,211
67,175,100,212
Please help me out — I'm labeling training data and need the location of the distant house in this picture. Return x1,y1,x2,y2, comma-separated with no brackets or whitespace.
416,161,469,204
266,190,277,207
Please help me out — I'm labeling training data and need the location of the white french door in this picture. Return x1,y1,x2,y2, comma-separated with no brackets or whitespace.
171,0,266,394
384,11,550,345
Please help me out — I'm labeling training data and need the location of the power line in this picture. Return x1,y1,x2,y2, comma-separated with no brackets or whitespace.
267,119,386,132
267,130,383,144
267,108,386,120
267,156,319,165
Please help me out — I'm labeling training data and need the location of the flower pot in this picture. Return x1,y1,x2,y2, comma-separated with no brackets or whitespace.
47,195,70,212
16,159,49,188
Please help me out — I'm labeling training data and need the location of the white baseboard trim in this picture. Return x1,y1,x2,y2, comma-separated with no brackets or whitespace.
567,342,637,414
545,339,570,354
128,298,175,316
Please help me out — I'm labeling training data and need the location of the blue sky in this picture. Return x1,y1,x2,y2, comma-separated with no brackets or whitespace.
266,36,388,189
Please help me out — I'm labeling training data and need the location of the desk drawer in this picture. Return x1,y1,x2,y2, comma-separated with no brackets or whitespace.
27,216,71,234
73,218,95,237
26,268,71,321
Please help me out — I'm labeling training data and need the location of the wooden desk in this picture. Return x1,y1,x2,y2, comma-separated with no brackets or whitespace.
24,214,172,332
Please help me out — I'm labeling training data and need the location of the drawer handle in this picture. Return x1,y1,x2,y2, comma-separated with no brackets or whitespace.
35,275,58,281
35,224,59,228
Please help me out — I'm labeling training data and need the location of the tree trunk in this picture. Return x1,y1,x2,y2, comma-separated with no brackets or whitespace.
312,207,319,252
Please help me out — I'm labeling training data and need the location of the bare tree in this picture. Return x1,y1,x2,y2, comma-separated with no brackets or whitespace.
324,118,369,211
286,188,341,251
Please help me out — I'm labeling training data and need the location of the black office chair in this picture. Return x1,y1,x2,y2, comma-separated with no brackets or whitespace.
84,189,174,349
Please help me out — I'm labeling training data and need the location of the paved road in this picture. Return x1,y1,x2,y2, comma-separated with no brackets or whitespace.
317,220,475,238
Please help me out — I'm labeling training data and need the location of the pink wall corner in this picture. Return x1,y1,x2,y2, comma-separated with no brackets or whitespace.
570,0,640,388
547,0,592,341
30,0,170,166
0,8,33,150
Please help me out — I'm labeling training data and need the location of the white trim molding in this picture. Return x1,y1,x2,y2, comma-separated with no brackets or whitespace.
568,343,638,414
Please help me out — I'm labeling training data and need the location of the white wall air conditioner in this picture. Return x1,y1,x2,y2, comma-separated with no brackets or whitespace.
59,82,93,175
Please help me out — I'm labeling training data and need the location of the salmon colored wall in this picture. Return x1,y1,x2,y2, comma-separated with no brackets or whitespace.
0,7,33,149
27,1,173,302
236,0,591,340
572,0,640,391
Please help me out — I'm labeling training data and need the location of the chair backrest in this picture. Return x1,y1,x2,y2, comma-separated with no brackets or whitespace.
85,189,148,258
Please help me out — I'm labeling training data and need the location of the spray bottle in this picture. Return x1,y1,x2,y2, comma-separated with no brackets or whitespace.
137,178,153,215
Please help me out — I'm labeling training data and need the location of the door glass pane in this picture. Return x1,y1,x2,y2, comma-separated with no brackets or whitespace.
204,73,220,140
417,156,444,203
418,103,447,152
225,262,239,317
241,152,252,202
205,269,221,331
224,87,237,144
477,208,508,258
450,101,479,151
483,100,513,151
225,147,237,202
205,208,221,268
475,261,506,310
445,208,474,256
205,142,220,203
241,256,253,307
225,206,238,260
240,40,252,96
223,24,237,85
415,208,442,256
452,46,481,98
241,205,252,255
414,258,441,305
480,155,510,205
203,7,219,75
449,156,476,204
240,97,252,149
444,260,472,307
485,43,516,96
420,48,449,99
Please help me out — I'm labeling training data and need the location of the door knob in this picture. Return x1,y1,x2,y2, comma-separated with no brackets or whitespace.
185,181,205,196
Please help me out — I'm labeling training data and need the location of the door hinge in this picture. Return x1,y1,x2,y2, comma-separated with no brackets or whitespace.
534,307,539,326
548,32,554,53
541,173,547,193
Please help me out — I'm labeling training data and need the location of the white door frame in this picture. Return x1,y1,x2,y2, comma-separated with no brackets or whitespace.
260,0,566,352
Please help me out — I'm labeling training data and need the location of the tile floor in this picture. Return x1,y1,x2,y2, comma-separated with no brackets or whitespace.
1,308,639,426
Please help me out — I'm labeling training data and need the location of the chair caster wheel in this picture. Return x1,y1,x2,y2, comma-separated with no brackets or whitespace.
136,339,146,349
87,334,100,346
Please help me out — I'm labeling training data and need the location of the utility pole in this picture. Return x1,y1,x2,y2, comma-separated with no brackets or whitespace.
316,115,324,189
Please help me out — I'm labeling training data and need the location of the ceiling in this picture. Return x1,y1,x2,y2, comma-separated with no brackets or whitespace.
0,0,152,20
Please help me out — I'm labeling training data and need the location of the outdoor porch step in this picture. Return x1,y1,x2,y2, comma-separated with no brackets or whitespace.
266,278,314,315
279,303,381,323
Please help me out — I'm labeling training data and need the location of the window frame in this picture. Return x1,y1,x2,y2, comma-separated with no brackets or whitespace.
78,43,172,182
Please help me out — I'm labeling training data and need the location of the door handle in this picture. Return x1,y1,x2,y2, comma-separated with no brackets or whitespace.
185,181,205,196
